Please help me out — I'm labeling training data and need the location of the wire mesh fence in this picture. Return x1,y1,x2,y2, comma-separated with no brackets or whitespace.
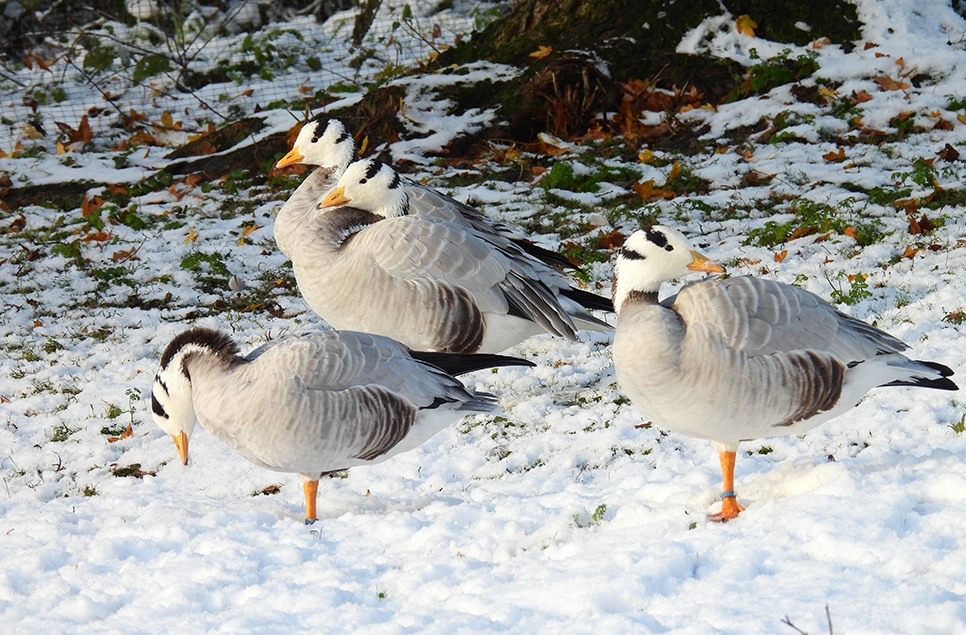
0,0,505,156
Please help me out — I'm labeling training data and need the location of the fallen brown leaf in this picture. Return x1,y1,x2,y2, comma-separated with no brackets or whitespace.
529,45,553,60
7,214,26,233
937,143,960,162
873,75,909,91
111,247,139,262
632,179,676,200
54,115,94,145
108,424,134,443
740,170,774,187
736,14,757,37
81,195,105,219
595,229,626,250
822,147,846,162
774,249,788,263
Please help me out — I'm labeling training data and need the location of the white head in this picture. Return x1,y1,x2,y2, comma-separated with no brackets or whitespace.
612,226,724,313
276,117,358,171
318,159,410,218
151,328,239,465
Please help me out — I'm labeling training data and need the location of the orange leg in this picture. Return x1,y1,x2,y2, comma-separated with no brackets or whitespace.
303,480,319,525
707,450,744,523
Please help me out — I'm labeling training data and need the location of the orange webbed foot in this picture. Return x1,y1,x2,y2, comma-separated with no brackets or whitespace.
707,495,744,523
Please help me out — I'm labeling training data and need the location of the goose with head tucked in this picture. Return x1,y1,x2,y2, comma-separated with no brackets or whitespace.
612,225,958,522
274,116,595,282
284,157,611,354
151,326,533,524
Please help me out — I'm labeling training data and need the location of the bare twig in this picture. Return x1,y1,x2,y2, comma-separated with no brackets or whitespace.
61,58,128,119
781,616,809,635
782,605,833,635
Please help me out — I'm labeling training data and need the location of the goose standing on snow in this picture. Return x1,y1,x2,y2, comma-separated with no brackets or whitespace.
612,226,957,522
151,327,533,524
274,116,594,280
284,158,611,353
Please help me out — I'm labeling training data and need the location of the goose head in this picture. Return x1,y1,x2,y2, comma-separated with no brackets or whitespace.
612,226,724,313
151,328,239,465
276,117,358,171
318,159,410,218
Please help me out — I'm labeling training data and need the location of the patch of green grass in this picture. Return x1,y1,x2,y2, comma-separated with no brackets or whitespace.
51,241,86,268
91,265,137,291
767,110,816,144
103,403,123,420
757,446,774,455
947,95,966,111
181,251,231,292
129,171,174,197
865,185,913,206
893,158,938,188
730,48,820,100
32,379,54,394
591,503,607,524
51,423,78,442
827,271,872,306
662,162,711,196
942,310,966,325
43,338,65,354
100,422,127,436
746,198,883,247
111,463,155,479
950,413,966,434
922,188,966,210
540,161,640,193
83,485,98,497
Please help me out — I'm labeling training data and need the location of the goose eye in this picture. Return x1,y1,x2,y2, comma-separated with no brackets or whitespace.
359,178,367,184
665,244,674,252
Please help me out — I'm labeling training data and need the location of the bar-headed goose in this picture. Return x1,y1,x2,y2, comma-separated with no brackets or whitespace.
151,327,533,524
285,158,611,353
274,116,591,277
612,226,957,522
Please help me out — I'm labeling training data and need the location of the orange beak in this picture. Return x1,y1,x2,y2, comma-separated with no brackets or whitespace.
320,186,350,208
275,148,304,168
687,251,725,273
172,431,189,465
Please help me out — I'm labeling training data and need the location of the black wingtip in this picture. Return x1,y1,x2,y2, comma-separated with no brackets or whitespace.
882,360,959,391
409,351,535,376
515,240,581,271
560,286,615,313
918,360,956,377
883,376,960,391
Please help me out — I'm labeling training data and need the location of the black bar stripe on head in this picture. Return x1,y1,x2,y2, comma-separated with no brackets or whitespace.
310,116,332,143
644,226,668,248
157,377,169,396
364,160,382,181
335,127,350,144
620,248,646,260
389,170,400,190
152,393,169,419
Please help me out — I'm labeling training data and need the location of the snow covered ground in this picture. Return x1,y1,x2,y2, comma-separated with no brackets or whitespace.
3,0,966,632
